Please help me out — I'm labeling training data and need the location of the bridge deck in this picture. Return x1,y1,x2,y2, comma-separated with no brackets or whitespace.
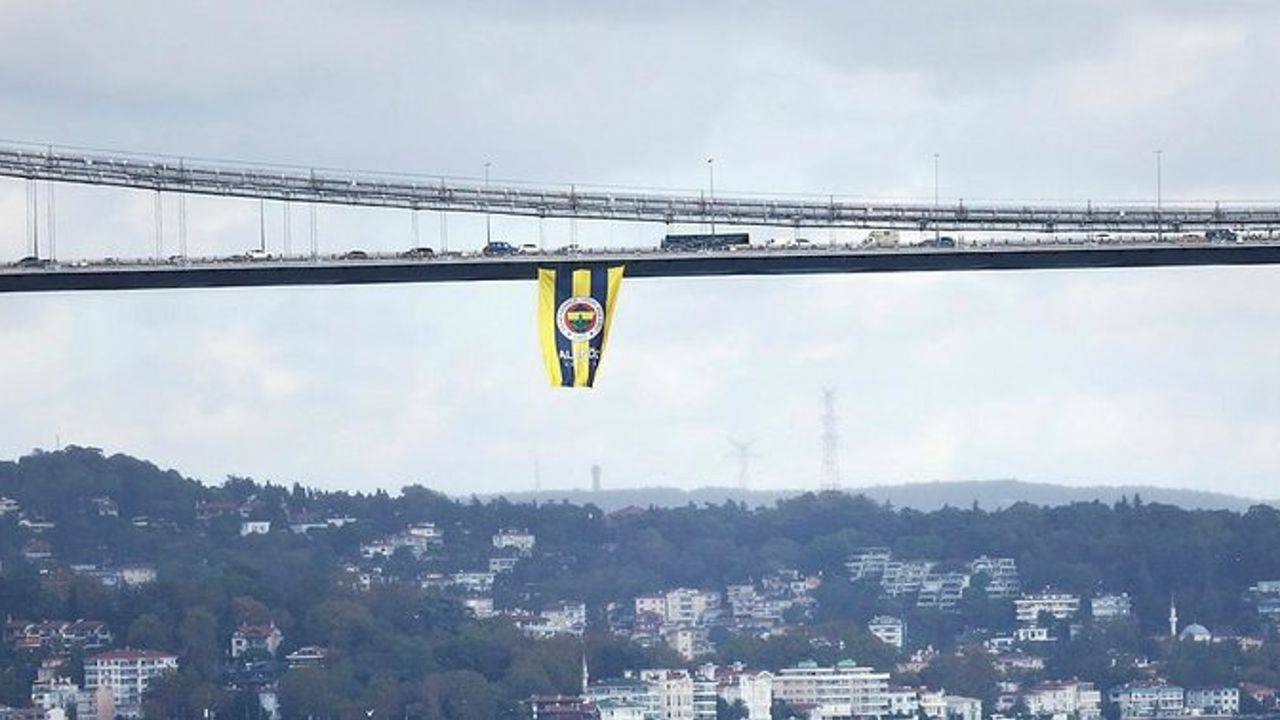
2,243,1278,293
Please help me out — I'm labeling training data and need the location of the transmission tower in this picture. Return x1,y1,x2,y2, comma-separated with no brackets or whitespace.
728,438,757,491
820,388,841,491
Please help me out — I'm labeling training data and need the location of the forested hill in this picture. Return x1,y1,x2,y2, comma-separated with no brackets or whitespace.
7,446,1280,716
485,478,1268,512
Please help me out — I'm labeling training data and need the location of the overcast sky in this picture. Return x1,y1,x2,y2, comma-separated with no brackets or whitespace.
1,2,1279,498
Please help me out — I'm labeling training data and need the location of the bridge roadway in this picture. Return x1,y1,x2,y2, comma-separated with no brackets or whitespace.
4,143,1280,232
2,242,1280,293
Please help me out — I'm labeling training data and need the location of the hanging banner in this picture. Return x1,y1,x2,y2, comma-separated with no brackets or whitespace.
538,265,625,388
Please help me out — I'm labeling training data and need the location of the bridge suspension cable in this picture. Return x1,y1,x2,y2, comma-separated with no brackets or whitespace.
2,142,1280,233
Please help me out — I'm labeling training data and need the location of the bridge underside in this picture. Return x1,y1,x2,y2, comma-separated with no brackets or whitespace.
1,244,1278,293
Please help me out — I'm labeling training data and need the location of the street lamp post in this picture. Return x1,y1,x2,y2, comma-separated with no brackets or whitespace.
932,153,940,243
1154,149,1163,243
707,157,715,238
484,162,492,245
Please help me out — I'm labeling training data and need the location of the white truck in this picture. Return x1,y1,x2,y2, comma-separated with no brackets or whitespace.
866,230,900,248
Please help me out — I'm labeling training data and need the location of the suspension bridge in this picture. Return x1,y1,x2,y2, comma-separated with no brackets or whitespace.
2,142,1279,293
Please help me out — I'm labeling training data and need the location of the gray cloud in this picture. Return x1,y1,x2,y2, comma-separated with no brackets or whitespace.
0,2,1278,497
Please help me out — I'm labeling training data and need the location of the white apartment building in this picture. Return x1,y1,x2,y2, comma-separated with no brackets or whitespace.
82,650,178,719
1022,681,1102,720
492,529,536,554
917,573,971,610
970,556,1021,599
719,672,773,720
636,588,720,626
868,616,905,649
1015,626,1055,643
1109,683,1184,719
846,548,893,580
1090,593,1133,620
638,670,696,720
1015,593,1081,625
946,696,983,720
773,660,890,718
885,687,946,719
1185,687,1240,716
882,560,935,597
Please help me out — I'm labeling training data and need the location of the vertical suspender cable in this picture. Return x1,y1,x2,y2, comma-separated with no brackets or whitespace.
29,179,39,258
309,203,318,260
283,200,292,257
47,182,56,261
178,194,188,258
155,191,163,259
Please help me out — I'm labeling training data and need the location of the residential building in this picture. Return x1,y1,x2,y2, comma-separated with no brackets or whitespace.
1090,593,1132,620
946,696,983,720
490,556,519,573
993,653,1045,675
885,687,945,719
0,497,19,515
846,548,893,581
284,646,329,669
462,597,495,618
82,649,178,719
773,660,891,718
1185,687,1239,716
718,671,773,720
239,520,271,536
1247,581,1280,619
970,556,1021,599
5,620,112,652
595,698,647,720
527,696,599,720
638,670,695,720
493,529,536,555
726,585,761,618
1015,593,1081,625
868,616,905,650
1015,626,1054,643
586,678,659,719
635,588,720,626
882,560,935,597
917,573,970,610
1109,683,1184,720
1022,680,1102,720
230,622,283,658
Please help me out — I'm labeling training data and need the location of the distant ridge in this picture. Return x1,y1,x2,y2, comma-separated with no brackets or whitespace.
481,478,1271,513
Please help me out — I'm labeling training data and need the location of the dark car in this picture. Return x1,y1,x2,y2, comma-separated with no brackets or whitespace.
400,247,435,259
482,241,518,257
15,256,50,268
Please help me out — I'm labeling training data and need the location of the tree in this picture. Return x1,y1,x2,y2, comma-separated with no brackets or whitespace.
127,613,173,649
178,608,220,679
718,698,749,719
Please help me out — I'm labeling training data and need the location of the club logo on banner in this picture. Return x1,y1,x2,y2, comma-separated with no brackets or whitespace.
538,265,625,388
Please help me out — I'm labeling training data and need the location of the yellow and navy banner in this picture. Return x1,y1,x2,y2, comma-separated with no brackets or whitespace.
538,265,625,387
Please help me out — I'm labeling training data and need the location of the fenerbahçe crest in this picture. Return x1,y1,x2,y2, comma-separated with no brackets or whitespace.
555,296,604,343
537,265,625,388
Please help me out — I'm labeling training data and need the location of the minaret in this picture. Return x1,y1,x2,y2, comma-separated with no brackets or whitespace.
1169,596,1178,639
581,649,589,694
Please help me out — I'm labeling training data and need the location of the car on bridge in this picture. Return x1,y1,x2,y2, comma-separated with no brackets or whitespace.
400,247,435,259
339,250,370,260
14,256,51,268
482,241,518,257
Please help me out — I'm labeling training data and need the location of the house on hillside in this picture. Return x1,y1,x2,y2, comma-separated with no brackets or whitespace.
230,622,283,658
